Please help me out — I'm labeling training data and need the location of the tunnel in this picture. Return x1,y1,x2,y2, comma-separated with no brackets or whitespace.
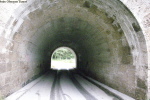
0,0,150,100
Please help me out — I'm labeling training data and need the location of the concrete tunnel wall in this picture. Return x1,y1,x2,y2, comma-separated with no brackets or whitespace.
0,0,149,100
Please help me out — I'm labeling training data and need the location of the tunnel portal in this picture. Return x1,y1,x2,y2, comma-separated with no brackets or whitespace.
0,0,149,100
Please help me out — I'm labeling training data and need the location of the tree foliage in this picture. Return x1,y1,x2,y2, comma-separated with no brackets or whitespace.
52,48,75,60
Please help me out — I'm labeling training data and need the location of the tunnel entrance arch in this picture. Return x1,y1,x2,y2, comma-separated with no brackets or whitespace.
51,47,77,70
0,0,149,99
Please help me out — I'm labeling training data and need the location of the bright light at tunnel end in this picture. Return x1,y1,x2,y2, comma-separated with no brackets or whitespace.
51,67,76,70
51,47,77,70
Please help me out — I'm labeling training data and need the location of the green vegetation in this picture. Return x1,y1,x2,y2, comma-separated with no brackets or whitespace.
51,47,76,69
0,95,3,100
52,48,75,60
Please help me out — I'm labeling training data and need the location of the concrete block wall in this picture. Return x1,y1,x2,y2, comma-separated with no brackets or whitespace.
0,37,49,97
120,0,150,99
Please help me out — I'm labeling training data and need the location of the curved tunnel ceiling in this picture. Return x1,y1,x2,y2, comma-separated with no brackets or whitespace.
0,0,148,99
8,0,146,61
10,0,146,72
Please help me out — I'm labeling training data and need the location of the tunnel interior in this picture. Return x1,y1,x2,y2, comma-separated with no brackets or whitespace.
0,0,148,99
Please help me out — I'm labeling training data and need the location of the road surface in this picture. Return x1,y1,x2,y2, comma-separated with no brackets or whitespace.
5,70,135,100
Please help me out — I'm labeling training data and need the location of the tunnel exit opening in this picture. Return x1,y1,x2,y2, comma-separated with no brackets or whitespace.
51,47,77,70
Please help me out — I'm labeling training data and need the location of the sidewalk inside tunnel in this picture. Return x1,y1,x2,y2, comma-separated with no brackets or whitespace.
5,70,134,100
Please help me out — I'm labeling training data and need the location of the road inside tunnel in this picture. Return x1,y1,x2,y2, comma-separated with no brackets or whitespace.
5,70,134,100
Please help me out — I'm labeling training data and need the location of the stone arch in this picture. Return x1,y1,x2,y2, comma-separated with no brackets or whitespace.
0,0,149,99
